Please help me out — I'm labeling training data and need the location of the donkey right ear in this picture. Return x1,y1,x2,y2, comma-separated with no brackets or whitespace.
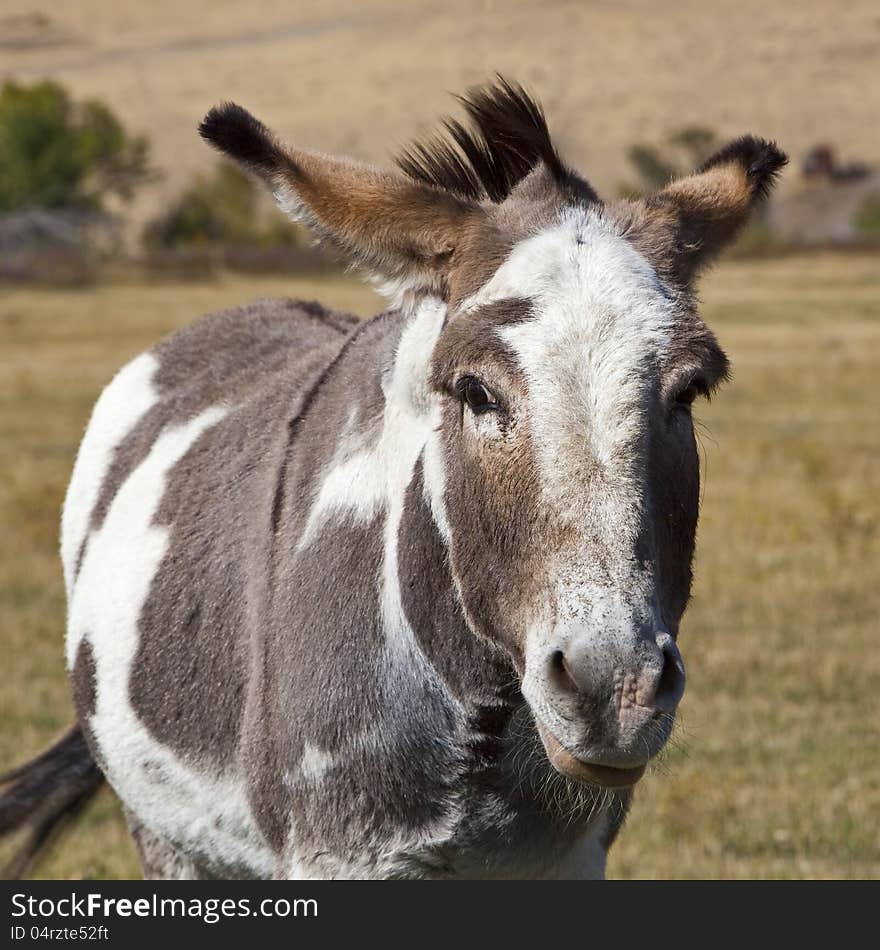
199,103,479,298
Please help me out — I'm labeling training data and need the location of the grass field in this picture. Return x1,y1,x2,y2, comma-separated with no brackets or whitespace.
1,252,879,879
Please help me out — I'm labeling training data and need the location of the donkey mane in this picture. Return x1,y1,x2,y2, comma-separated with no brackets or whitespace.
396,76,594,204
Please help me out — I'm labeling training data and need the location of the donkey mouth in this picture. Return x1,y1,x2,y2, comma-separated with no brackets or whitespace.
536,723,646,789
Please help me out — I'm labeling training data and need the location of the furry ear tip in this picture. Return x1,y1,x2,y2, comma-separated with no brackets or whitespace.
198,102,278,173
700,135,788,198
739,135,788,181
198,101,253,145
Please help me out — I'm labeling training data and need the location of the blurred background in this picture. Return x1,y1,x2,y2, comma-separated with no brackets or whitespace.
1,0,878,878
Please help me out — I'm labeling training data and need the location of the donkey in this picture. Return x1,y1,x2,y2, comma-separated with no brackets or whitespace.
1,79,785,879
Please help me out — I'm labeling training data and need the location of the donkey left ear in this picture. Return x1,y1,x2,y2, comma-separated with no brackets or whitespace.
199,103,479,297
641,136,787,285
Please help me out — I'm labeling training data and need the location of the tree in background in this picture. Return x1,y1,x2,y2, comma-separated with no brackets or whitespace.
618,125,719,197
0,79,152,212
144,161,304,249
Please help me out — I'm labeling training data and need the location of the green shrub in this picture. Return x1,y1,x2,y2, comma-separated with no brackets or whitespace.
854,192,880,240
624,144,677,194
0,80,152,212
730,218,777,257
618,125,720,198
144,161,305,249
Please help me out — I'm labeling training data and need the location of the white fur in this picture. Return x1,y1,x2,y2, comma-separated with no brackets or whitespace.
483,209,675,540
284,724,383,790
293,298,468,863
421,427,451,542
66,405,274,876
60,353,159,595
480,210,675,483
291,742,339,785
273,182,305,224
372,273,424,312
297,298,447,551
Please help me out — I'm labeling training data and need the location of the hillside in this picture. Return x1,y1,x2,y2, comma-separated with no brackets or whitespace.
2,0,879,239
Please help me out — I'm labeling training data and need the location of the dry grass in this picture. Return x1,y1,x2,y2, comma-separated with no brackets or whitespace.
3,1,880,238
1,253,879,878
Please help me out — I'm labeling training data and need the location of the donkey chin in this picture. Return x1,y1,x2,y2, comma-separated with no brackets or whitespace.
522,629,686,790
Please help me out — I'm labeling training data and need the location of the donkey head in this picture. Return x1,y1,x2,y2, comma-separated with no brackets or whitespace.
201,79,785,789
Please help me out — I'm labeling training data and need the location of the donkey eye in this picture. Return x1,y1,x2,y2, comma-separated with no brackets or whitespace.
456,376,498,414
674,376,709,411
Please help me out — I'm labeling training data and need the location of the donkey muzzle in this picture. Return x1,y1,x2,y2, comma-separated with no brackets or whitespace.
528,628,686,787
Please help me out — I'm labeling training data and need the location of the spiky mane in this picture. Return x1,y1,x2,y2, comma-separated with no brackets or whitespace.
396,76,577,204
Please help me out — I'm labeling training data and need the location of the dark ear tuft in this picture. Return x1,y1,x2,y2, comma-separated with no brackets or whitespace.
699,135,788,203
198,103,280,176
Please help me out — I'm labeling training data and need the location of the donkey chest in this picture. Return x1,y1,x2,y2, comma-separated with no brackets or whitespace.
279,796,609,880
263,730,611,880
448,772,612,879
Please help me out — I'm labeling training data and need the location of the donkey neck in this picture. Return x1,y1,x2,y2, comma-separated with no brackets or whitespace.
275,298,517,715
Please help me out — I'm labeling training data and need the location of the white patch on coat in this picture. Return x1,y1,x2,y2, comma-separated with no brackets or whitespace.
60,353,159,595
284,725,383,790
292,743,338,785
297,297,446,551
479,209,675,487
421,428,451,541
377,301,446,661
66,405,274,877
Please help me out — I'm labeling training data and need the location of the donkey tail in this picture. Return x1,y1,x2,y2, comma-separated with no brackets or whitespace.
0,723,105,878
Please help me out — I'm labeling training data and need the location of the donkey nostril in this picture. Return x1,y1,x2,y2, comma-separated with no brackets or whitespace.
549,649,580,695
654,637,685,708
